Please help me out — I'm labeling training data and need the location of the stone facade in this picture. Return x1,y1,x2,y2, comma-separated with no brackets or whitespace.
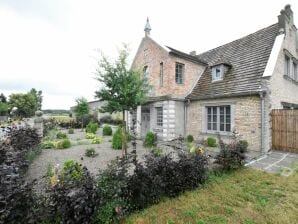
263,10,298,152
186,96,262,152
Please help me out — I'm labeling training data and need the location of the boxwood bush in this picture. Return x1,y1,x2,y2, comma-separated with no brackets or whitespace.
102,125,112,136
85,122,98,134
56,131,67,139
112,127,123,149
186,134,194,143
207,137,216,147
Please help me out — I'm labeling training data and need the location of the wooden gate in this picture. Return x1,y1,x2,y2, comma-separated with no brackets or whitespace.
271,109,298,152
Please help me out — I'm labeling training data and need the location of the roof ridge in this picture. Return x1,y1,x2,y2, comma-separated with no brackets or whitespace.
196,23,279,58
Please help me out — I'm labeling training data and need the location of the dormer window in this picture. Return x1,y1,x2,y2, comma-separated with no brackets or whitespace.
212,65,224,81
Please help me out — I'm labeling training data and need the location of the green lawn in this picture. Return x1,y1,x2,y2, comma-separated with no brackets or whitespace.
125,168,298,224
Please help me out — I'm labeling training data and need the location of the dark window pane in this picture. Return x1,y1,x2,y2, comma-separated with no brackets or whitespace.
226,106,231,115
213,122,217,130
220,115,224,123
220,124,224,131
220,106,224,114
207,123,211,130
208,107,211,114
226,115,231,123
226,124,231,132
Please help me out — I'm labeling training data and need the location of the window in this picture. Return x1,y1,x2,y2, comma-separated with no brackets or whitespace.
212,65,224,81
160,62,164,86
285,55,291,77
293,61,297,81
175,63,184,84
143,66,149,78
207,105,231,132
156,107,163,127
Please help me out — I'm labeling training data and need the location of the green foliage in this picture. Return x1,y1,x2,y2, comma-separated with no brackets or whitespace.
56,131,67,139
47,163,54,177
102,125,113,136
0,102,9,116
186,135,194,143
8,89,42,117
207,137,217,147
74,97,90,128
85,122,98,134
55,139,71,149
112,127,123,149
25,147,42,163
59,160,82,182
68,128,74,134
95,45,150,114
143,131,156,147
91,137,103,144
85,148,97,157
85,133,95,139
40,141,55,149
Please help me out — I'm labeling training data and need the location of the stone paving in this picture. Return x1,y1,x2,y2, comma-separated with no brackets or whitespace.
246,150,298,176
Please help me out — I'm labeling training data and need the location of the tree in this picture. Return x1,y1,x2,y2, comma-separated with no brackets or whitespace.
0,93,7,103
0,93,8,116
74,97,90,130
95,46,149,155
8,93,38,118
29,88,43,110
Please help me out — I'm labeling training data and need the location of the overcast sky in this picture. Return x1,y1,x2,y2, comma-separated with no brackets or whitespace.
0,0,297,109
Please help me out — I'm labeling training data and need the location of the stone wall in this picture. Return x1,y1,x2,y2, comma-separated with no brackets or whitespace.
263,11,298,152
131,36,205,98
187,96,262,152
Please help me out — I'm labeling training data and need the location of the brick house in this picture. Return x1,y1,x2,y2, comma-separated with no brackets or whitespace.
128,5,298,153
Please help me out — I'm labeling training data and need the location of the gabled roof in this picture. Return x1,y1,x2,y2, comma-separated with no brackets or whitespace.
188,23,280,100
166,46,208,65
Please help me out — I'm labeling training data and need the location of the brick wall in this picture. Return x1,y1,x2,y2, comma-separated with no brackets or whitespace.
187,96,261,152
131,36,205,98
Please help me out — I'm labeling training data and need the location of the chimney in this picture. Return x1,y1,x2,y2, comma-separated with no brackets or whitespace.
189,51,196,56
144,17,151,37
278,4,294,30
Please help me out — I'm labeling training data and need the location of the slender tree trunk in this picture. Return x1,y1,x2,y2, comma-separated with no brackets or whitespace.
122,110,127,156
81,117,84,131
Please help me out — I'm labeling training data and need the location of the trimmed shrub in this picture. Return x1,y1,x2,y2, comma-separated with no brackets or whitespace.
112,127,123,150
85,122,98,134
91,137,103,144
186,134,194,143
85,133,95,139
102,125,112,136
207,137,216,147
55,139,71,149
143,131,156,147
85,148,97,157
68,128,74,134
56,131,67,139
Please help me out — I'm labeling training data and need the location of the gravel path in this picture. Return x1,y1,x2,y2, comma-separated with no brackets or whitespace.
25,128,150,191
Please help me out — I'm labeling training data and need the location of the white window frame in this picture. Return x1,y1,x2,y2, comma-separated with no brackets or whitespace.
156,107,163,127
293,61,298,81
175,62,184,84
206,105,231,133
212,65,224,81
284,55,291,77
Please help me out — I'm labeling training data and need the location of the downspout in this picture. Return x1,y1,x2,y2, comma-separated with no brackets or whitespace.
259,90,266,154
184,99,190,137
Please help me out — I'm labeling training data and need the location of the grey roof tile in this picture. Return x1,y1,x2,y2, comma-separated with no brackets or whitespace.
188,23,280,100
